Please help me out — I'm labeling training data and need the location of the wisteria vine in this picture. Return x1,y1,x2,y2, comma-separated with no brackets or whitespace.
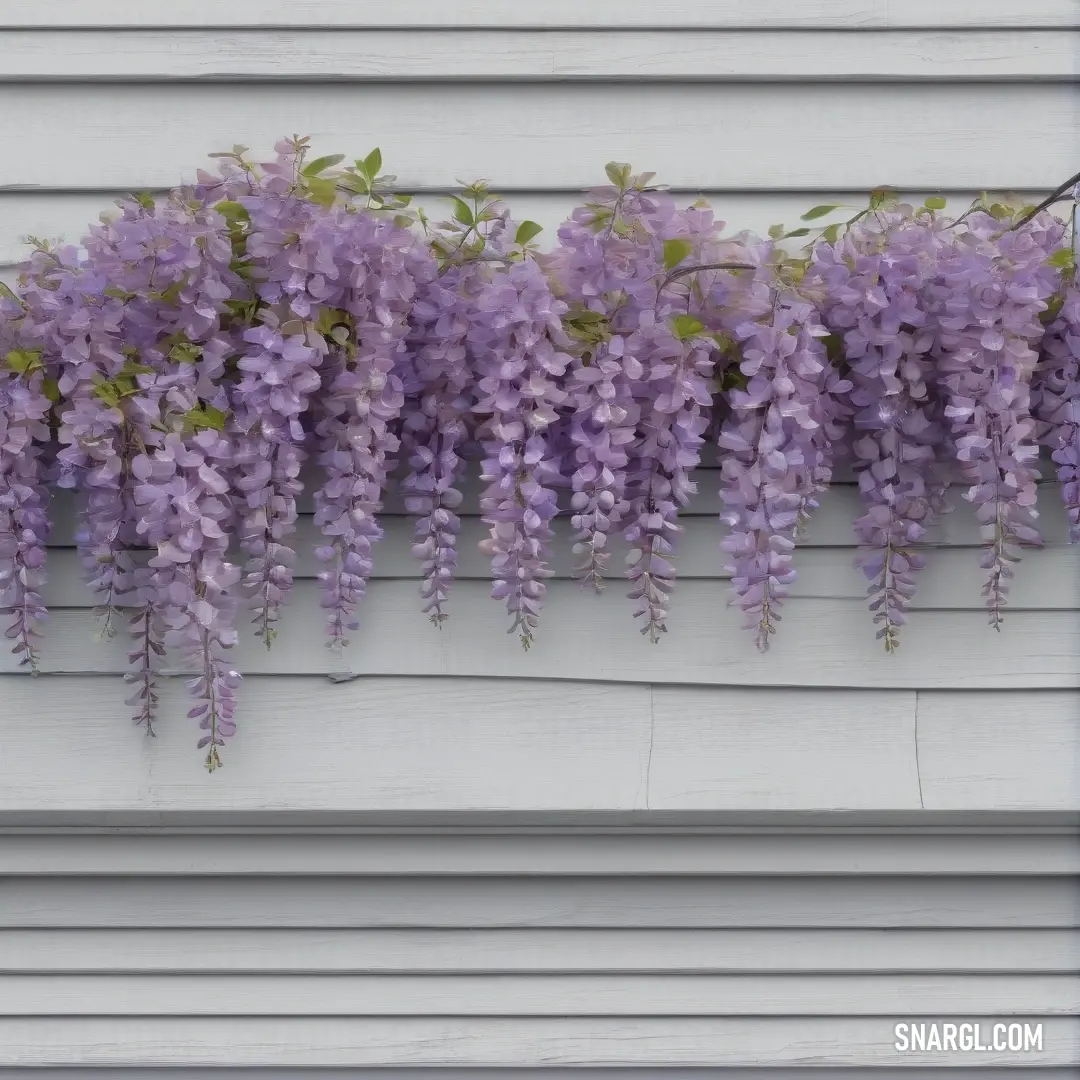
2,139,1078,769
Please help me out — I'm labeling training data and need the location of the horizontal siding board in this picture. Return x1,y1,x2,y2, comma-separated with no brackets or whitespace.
4,831,1077,876
3,587,1074,688
0,676,657,815
2,876,1076,928
3,30,1077,82
0,1073,1075,1080
1,83,1077,190
3,681,1077,813
0,191,1042,270
917,691,1080,811
647,688,1080,813
3,927,1075,973
2,972,1076,1015
0,1074,1076,1080
0,1,1075,29
37,535,1080,610
3,1015,1077,1067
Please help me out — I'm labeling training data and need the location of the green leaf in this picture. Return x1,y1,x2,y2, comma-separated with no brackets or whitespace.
91,375,120,408
213,199,250,222
662,237,694,272
461,180,490,202
4,349,42,375
924,195,947,211
1046,248,1076,270
361,147,382,180
514,220,544,247
340,172,370,195
669,314,705,341
306,176,338,208
42,377,60,405
869,186,899,210
821,223,843,245
121,360,154,376
315,307,351,336
169,342,203,364
800,204,841,222
822,333,846,367
586,206,613,233
449,196,474,227
604,162,631,190
302,154,345,177
224,298,259,324
767,223,785,240
103,286,134,301
132,192,155,212
185,404,227,432
0,281,22,304
781,228,811,239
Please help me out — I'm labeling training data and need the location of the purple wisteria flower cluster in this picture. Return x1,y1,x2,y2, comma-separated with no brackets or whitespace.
1,141,1077,767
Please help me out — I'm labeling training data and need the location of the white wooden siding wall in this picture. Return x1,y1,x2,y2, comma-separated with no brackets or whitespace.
0,2,1078,1075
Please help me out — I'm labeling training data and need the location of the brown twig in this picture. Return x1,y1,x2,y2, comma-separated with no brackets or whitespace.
659,261,757,292
1011,168,1080,230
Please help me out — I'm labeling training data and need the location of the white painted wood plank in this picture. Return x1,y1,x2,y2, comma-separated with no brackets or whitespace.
918,692,1080,812
1,1,1075,30
0,683,1051,813
0,191,1040,270
3,586,1075,688
0,1071,1074,1080
645,686,919,813
3,927,1073,973
0,677,654,815
3,30,1075,82
5,831,1076,875
646,687,920,811
5,684,1073,812
36,535,1080,610
1,681,1072,813
1,84,1076,190
1,876,1075,928
3,1016,1076,1067
3,972,1075,1015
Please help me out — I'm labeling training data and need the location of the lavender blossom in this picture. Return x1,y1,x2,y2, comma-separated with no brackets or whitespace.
808,207,950,649
472,258,571,648
931,210,1064,627
717,250,842,651
1035,280,1080,541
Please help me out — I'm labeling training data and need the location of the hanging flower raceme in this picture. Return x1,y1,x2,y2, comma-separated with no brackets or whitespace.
1035,277,1080,542
472,257,571,648
77,191,246,763
808,203,951,650
0,258,58,674
550,169,655,596
197,140,336,650
716,244,844,651
309,204,435,649
930,209,1065,628
402,184,514,624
